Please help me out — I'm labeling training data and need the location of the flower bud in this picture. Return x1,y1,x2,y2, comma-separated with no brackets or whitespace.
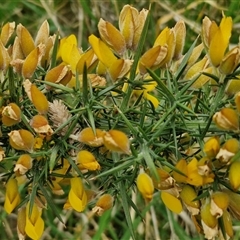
210,191,229,218
136,170,154,202
22,44,45,79
78,127,105,147
92,194,114,216
35,20,49,46
229,160,240,190
17,207,26,240
103,129,130,155
0,40,10,71
14,154,33,175
23,79,49,114
235,91,240,113
1,22,15,46
219,46,240,75
119,5,148,50
173,20,186,60
180,185,200,215
213,108,239,131
45,64,72,87
30,115,53,136
98,18,126,55
16,23,35,57
139,45,167,74
2,103,21,126
76,150,100,171
203,136,220,158
222,210,234,238
8,129,35,152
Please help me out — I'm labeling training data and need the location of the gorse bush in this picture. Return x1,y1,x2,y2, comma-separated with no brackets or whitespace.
1,3,240,240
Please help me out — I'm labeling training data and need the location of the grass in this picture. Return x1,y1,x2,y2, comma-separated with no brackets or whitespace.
1,0,240,239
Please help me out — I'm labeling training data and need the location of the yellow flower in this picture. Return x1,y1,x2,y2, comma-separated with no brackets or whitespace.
4,178,21,214
222,210,234,238
173,20,186,60
25,202,44,240
201,202,218,239
14,154,33,175
202,15,232,66
139,45,167,74
136,170,154,202
219,46,240,75
203,136,220,158
210,191,229,218
0,39,10,71
213,108,239,131
23,79,49,114
133,81,159,108
235,91,240,113
88,34,132,80
118,4,148,51
229,160,240,190
30,115,53,137
45,63,72,87
78,127,105,147
2,102,21,126
103,129,131,155
92,194,114,216
180,185,200,215
1,22,15,46
8,129,35,152
153,27,176,66
67,177,87,212
22,44,45,79
173,158,214,187
76,150,100,171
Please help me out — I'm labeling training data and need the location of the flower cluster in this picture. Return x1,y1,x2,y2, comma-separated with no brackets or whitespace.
1,4,240,240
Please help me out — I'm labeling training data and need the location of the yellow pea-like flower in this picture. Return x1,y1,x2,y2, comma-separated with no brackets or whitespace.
229,160,240,190
0,22,15,46
161,191,182,214
2,102,21,126
213,108,239,131
103,129,131,155
137,171,154,202
77,150,100,171
92,194,114,216
203,136,220,158
4,178,21,214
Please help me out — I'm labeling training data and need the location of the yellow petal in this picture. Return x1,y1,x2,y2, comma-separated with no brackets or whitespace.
76,49,96,74
172,159,188,183
173,20,186,60
89,34,117,68
203,136,220,158
92,194,114,216
225,79,240,95
180,185,200,209
145,93,159,108
161,191,182,214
